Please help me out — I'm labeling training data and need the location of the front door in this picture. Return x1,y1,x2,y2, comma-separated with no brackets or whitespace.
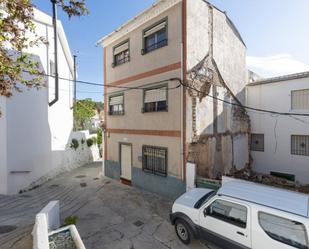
120,143,132,181
199,198,251,249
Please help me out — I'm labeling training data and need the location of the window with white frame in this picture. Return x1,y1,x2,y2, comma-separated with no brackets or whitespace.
113,40,130,67
143,86,167,112
291,89,309,110
143,19,167,54
109,94,124,115
291,135,309,156
250,134,264,152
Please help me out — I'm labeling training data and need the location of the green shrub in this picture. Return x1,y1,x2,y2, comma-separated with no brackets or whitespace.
63,215,78,226
70,139,79,150
97,129,102,145
86,138,93,147
92,136,97,145
81,138,85,145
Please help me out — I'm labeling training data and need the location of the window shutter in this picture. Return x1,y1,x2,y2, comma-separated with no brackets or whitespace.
144,21,166,38
291,89,309,110
109,95,123,105
144,87,166,103
114,42,129,55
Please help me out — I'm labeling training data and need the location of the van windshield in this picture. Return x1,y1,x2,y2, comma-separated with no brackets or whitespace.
194,190,216,209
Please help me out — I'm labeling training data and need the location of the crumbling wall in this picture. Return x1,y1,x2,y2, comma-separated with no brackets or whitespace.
185,1,250,179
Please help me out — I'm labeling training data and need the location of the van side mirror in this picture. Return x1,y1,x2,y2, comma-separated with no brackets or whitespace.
203,208,208,217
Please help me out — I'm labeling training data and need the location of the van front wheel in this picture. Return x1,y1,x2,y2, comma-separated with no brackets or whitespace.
175,219,192,244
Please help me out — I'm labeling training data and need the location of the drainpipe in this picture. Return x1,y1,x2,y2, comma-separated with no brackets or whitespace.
49,0,59,106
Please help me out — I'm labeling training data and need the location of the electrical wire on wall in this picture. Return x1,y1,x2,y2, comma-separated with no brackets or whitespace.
21,69,309,118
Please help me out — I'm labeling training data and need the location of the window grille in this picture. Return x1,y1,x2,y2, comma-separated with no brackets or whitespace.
143,19,168,54
291,89,309,110
291,135,309,156
109,95,124,115
143,87,167,112
250,134,264,152
142,146,167,177
113,41,130,66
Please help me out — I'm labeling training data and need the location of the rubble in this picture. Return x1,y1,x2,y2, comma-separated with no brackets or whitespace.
229,168,309,194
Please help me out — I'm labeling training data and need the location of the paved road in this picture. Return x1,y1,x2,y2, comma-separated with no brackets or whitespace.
0,163,211,249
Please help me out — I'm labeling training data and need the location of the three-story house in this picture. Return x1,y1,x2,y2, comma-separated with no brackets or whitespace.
97,0,250,198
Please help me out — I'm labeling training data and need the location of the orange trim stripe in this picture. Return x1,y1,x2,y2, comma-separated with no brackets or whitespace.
108,62,181,86
107,128,181,138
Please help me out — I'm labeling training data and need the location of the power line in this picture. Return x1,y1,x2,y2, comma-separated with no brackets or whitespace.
22,70,309,117
172,78,309,117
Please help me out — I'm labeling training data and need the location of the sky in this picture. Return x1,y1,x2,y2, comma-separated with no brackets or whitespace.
32,0,309,102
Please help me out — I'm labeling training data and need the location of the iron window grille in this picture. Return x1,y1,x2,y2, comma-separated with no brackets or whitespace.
109,94,124,116
112,40,130,67
142,18,168,55
142,146,167,177
291,135,309,156
250,134,264,152
143,86,168,113
291,89,309,110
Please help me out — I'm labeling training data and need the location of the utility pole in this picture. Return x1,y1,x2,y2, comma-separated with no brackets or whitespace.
49,0,59,106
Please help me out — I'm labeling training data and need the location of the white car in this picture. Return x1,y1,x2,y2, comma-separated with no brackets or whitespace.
170,178,309,249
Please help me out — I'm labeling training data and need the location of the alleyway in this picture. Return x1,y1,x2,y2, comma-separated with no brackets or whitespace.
0,163,210,249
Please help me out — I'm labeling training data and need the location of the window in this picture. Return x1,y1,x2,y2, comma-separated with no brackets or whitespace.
50,60,55,76
291,89,309,110
143,86,167,112
113,40,130,67
291,135,309,156
258,212,308,249
207,199,247,228
109,94,124,115
251,134,264,151
142,146,167,177
142,19,168,54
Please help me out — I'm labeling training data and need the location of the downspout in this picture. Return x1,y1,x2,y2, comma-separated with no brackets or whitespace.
49,0,59,106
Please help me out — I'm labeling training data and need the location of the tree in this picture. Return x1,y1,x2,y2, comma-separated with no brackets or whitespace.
73,98,96,130
0,0,88,116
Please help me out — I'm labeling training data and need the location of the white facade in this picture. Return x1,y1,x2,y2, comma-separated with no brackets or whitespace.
0,9,99,194
247,72,309,183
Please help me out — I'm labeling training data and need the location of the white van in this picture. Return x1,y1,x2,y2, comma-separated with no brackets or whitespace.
170,177,309,249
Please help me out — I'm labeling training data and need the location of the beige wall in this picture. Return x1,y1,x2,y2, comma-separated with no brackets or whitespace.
105,3,182,84
104,3,183,179
107,70,181,131
107,133,181,177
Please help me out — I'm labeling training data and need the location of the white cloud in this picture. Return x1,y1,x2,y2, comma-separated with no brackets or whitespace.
247,54,309,78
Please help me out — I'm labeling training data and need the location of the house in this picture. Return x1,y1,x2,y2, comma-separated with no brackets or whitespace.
97,0,250,198
247,71,309,184
0,9,91,194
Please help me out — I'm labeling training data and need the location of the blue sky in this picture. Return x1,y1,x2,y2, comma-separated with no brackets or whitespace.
32,0,309,102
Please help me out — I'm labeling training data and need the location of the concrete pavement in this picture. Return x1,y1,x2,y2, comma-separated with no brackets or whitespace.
0,163,211,249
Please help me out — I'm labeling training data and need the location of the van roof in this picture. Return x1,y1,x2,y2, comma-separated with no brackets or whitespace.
218,179,309,218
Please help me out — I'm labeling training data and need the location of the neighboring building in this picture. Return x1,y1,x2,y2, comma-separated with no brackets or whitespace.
91,109,104,129
247,71,309,184
0,9,76,194
97,0,250,198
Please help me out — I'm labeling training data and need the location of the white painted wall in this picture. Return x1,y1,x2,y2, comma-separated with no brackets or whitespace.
0,97,7,194
0,9,99,194
247,77,309,183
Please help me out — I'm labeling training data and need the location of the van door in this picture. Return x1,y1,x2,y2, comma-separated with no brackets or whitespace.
199,198,251,249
